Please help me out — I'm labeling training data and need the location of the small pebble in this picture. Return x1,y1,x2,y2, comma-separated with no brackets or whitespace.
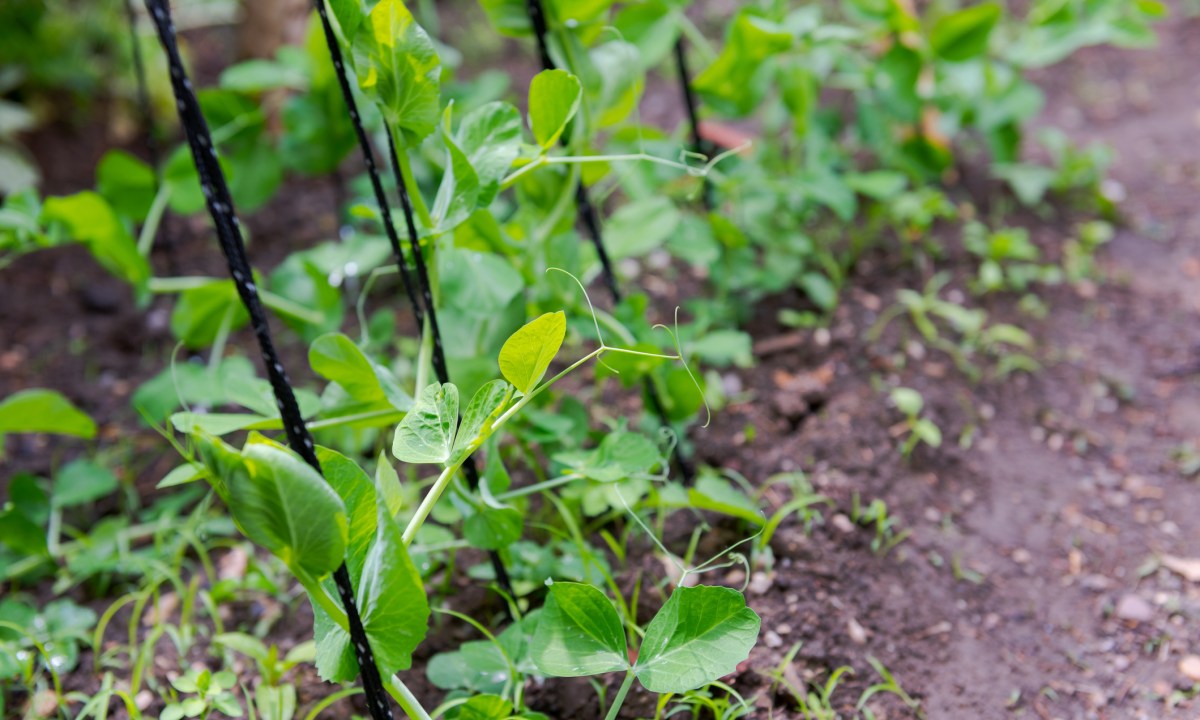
1179,655,1200,682
1114,594,1154,623
764,630,783,649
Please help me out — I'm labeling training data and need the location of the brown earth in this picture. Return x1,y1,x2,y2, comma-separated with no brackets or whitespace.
3,4,1200,720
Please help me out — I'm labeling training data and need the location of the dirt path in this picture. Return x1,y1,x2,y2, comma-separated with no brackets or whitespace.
686,9,1200,720
920,11,1200,718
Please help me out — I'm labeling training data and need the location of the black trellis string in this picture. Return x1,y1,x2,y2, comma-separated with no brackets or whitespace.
523,0,695,483
141,3,395,718
312,0,424,335
672,36,713,212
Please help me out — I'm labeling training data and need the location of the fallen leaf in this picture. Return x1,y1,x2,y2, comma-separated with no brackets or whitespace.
1161,555,1200,582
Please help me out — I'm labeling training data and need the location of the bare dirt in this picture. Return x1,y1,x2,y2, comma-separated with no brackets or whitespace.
2,5,1200,720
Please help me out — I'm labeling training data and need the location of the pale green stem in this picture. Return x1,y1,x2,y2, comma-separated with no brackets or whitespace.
261,290,325,326
391,126,434,229
207,305,236,374
385,676,434,720
677,14,717,62
401,464,457,547
137,183,173,256
496,473,580,501
604,670,637,720
294,569,348,633
533,161,581,243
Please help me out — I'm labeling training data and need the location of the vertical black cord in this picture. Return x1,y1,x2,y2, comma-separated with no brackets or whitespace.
312,0,424,334
141,3,394,717
523,0,695,483
673,36,712,212
125,0,178,274
384,129,449,387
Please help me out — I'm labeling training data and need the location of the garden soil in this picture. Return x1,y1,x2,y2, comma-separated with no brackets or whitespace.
3,7,1200,720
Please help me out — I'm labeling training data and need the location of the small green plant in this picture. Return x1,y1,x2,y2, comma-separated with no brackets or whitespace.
850,494,911,558
889,388,942,458
160,667,243,720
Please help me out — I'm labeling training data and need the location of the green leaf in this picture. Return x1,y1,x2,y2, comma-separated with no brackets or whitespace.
498,312,567,395
463,506,523,550
52,459,119,509
479,0,531,36
0,389,95,439
452,380,512,461
95,150,157,221
315,447,378,578
554,430,663,483
457,102,523,206
453,695,513,720
41,191,150,294
432,105,483,233
310,333,410,410
528,70,582,148
356,501,430,674
170,280,251,349
219,59,307,93
606,196,680,260
352,0,442,147
930,2,1001,62
686,475,765,526
890,387,924,416
392,383,460,465
694,12,793,116
313,491,429,680
634,585,760,693
231,439,348,579
531,582,629,677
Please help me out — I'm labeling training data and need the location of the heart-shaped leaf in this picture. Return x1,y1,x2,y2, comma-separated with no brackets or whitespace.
531,581,629,677
452,380,512,462
633,586,760,693
392,383,460,465
310,332,410,410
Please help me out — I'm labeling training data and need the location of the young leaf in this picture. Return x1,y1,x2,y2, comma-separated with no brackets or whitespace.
528,70,582,148
234,441,349,579
463,506,523,550
41,191,150,295
351,0,441,147
52,459,118,509
457,102,523,205
315,447,378,578
498,312,567,395
392,383,460,465
454,695,513,720
170,280,250,349
0,389,95,439
355,502,431,675
633,586,760,693
452,380,512,461
531,581,629,676
310,333,410,410
930,2,1001,62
